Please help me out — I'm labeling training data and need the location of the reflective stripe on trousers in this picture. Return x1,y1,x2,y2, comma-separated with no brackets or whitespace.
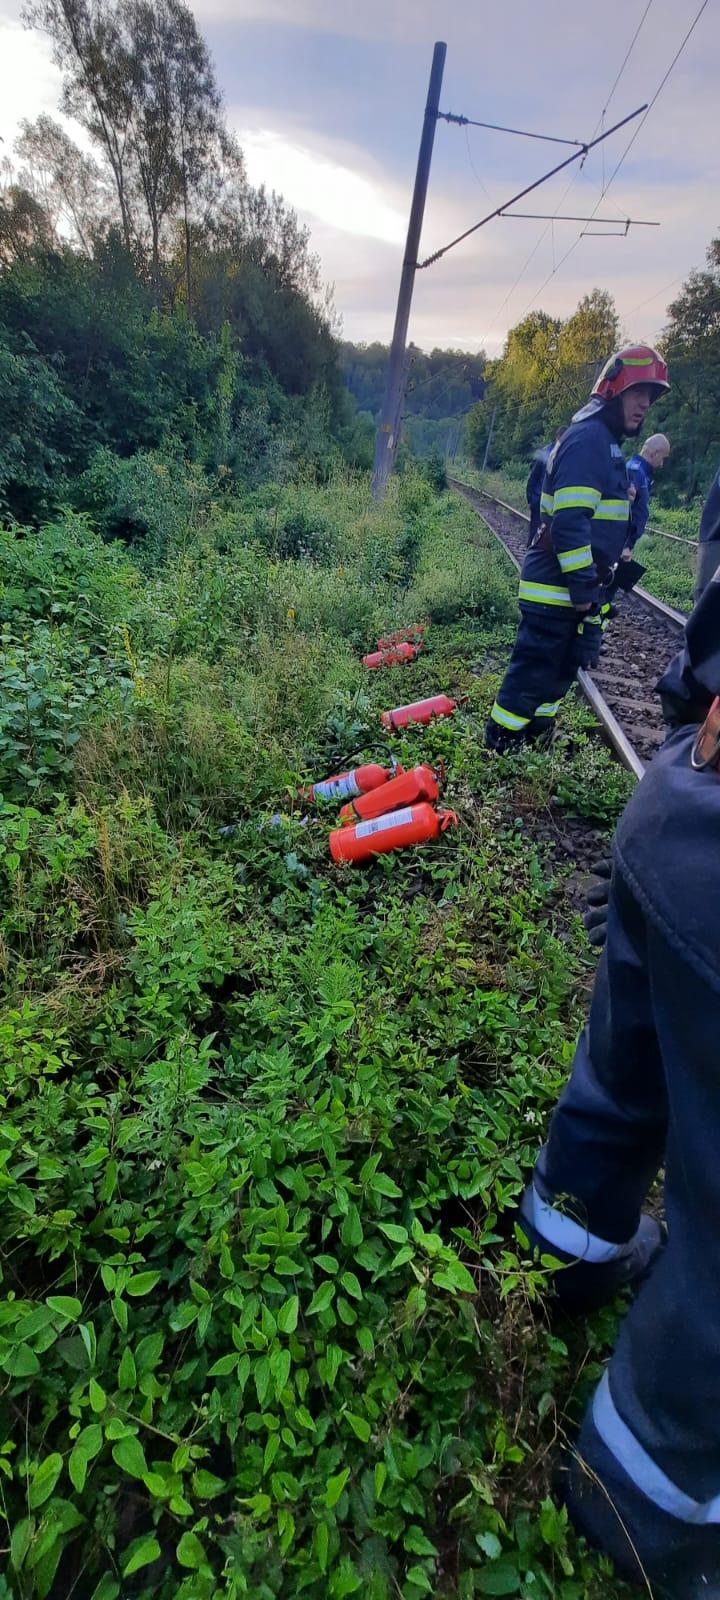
524,1184,625,1264
490,701,529,731
593,1372,720,1526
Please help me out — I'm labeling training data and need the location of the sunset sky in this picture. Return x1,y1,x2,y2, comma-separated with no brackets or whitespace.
1,0,716,354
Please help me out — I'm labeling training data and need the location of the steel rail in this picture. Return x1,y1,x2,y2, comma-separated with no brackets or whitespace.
449,477,658,781
450,480,689,624
455,479,697,553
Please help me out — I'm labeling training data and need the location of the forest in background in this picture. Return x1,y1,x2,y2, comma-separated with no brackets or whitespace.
464,261,720,508
340,343,486,462
0,0,378,536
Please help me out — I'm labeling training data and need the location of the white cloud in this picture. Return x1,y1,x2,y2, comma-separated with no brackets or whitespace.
2,0,717,354
238,127,406,243
0,16,63,149
193,0,430,41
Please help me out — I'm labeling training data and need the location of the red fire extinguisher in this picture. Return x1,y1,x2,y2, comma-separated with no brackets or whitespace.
377,624,426,649
330,803,458,864
362,642,419,669
381,694,457,732
338,762,443,825
302,761,399,804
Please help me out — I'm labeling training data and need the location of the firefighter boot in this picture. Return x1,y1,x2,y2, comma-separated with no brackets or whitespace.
518,1182,665,1312
525,717,557,747
484,719,525,753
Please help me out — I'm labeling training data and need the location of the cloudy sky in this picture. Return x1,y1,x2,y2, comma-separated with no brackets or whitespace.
0,0,716,354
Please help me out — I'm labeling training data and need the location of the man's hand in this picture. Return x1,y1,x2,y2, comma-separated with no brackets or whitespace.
621,547,632,561
628,483,637,503
572,617,603,671
573,601,592,612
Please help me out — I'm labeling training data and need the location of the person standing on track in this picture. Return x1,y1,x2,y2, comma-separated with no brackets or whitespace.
625,432,670,555
485,345,671,751
526,427,567,545
518,572,720,1598
695,460,720,600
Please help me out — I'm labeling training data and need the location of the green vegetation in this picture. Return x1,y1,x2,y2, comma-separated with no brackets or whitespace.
0,464,638,1598
464,291,620,476
634,528,696,613
0,0,367,529
341,343,486,462
464,241,720,513
0,9,652,1595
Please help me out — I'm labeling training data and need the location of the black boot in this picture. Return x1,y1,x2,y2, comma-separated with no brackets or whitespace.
525,718,557,747
484,719,525,753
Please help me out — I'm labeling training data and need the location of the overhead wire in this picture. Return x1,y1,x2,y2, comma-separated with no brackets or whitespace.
405,2,701,440
419,106,645,268
464,123,493,203
414,7,657,416
622,274,684,319
521,0,710,314
469,0,656,352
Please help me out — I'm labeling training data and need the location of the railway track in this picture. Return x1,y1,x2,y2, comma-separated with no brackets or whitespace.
449,478,687,779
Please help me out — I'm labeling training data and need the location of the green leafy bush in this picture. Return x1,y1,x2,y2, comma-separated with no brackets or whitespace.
0,475,631,1599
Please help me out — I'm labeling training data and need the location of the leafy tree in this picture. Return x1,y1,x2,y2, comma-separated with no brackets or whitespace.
341,342,486,460
0,167,53,263
4,0,348,523
653,237,720,501
466,289,620,470
24,0,223,296
15,113,109,253
0,330,84,518
25,0,139,250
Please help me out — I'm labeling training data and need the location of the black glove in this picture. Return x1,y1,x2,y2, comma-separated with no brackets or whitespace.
572,614,603,671
583,858,612,948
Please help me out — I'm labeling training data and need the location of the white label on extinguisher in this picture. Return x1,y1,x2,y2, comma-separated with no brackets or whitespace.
355,807,414,839
314,771,362,801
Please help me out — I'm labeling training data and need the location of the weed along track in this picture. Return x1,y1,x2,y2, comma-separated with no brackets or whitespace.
1,472,642,1600
449,478,686,774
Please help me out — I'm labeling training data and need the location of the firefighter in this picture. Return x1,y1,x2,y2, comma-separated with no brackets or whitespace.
486,346,670,750
526,427,567,545
625,432,670,553
519,574,720,1598
695,461,720,600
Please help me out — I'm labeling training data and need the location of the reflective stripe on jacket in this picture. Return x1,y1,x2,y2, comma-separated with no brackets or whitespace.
520,416,630,610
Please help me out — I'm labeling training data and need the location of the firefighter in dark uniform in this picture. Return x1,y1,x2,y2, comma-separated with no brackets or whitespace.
485,346,671,749
526,428,567,544
519,574,720,1598
695,461,720,600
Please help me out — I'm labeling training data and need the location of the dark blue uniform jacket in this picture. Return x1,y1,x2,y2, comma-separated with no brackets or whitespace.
626,453,653,547
520,413,630,611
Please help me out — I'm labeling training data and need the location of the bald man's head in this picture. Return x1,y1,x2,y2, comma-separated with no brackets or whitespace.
641,434,670,469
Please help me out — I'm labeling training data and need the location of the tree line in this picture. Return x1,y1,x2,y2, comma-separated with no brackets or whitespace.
0,0,363,530
464,256,720,507
341,342,486,460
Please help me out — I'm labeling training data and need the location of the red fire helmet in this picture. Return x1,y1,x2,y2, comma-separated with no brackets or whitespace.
592,344,670,403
